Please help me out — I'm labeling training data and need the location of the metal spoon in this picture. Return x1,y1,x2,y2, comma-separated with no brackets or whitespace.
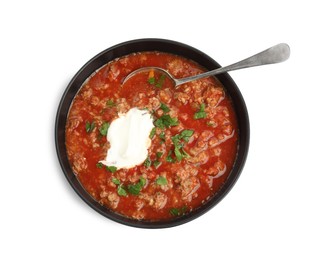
123,43,290,88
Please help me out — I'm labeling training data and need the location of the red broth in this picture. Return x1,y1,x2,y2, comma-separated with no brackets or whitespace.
65,52,238,220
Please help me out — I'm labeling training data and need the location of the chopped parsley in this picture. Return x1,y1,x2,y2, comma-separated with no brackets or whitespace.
96,162,103,168
156,151,163,158
85,121,95,133
112,178,121,185
156,176,168,185
166,150,175,163
153,160,161,168
149,127,156,139
154,114,179,129
117,184,127,196
155,74,166,88
194,103,207,119
99,122,110,136
169,206,187,216
106,99,116,108
111,178,127,196
144,156,152,168
147,73,166,88
178,129,194,142
105,165,117,173
127,177,146,195
159,131,166,142
148,77,156,84
160,102,170,113
171,129,194,161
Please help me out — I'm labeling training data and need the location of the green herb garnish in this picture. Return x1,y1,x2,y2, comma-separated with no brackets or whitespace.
179,129,194,142
160,102,170,113
99,122,110,136
166,150,175,163
149,127,156,139
111,178,127,196
144,156,152,167
105,165,117,173
148,73,166,88
127,177,146,195
112,178,121,185
169,206,187,216
96,162,103,168
154,114,179,129
159,131,166,142
155,74,166,88
156,176,168,185
106,99,116,108
117,184,127,196
153,160,161,168
148,77,156,84
171,129,194,161
174,146,184,162
156,151,163,158
194,103,207,119
85,121,95,133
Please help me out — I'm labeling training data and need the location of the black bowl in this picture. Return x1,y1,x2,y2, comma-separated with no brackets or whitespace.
55,38,249,228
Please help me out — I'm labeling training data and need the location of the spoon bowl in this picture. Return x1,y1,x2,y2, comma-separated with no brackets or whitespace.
122,43,290,88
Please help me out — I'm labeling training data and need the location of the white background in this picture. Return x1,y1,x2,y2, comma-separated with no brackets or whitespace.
1,1,329,259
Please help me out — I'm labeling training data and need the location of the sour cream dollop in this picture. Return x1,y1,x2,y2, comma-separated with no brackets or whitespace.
99,107,154,169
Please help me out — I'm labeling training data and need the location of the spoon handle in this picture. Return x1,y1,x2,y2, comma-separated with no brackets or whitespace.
175,43,290,86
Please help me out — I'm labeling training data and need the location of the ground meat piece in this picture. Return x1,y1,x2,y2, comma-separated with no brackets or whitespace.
81,87,93,100
222,124,233,136
206,160,226,178
203,86,224,107
159,88,172,103
200,130,214,141
116,98,130,113
181,176,200,201
171,123,184,133
208,137,220,147
153,192,167,210
179,113,188,121
66,116,82,132
188,150,209,165
167,59,185,77
107,192,120,209
189,81,205,104
168,106,179,118
175,167,190,183
175,165,199,184
90,96,100,106
209,147,221,157
132,92,148,108
72,153,87,173
109,64,120,80
100,190,108,199
139,193,155,206
148,97,160,110
155,109,164,117
132,211,145,220
135,199,145,211
189,144,206,156
189,131,214,156
128,172,141,183
181,84,192,94
175,92,190,104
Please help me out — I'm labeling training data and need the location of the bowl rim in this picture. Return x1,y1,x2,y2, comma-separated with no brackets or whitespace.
55,38,250,228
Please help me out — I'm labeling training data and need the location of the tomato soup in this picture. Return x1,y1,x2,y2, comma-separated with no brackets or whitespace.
65,52,238,220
